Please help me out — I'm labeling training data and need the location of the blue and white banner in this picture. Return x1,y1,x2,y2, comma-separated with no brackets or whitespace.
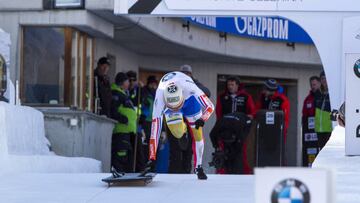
186,16,313,44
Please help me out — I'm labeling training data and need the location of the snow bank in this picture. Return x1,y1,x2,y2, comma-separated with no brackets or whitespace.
0,102,51,155
0,102,101,173
0,29,14,105
4,155,101,173
0,104,8,161
312,125,348,170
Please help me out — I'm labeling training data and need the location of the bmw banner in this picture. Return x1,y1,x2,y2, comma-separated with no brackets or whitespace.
255,168,334,203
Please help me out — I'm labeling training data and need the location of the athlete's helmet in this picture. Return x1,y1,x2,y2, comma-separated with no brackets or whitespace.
164,82,184,110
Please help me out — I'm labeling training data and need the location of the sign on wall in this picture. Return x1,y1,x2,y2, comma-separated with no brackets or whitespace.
255,168,334,203
54,0,83,8
115,0,360,14
343,16,360,156
345,53,360,155
186,16,313,44
164,0,360,12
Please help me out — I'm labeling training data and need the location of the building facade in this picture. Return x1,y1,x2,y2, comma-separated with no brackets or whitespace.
0,0,323,170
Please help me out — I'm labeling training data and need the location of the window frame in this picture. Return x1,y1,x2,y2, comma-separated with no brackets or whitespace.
20,26,94,111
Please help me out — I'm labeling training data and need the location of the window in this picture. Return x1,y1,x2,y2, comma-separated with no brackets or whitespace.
54,0,84,8
21,26,94,111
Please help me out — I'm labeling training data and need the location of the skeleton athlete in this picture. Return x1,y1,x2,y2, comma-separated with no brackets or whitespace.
148,71,214,179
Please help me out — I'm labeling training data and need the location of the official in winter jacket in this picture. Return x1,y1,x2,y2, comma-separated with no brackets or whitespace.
216,76,256,120
214,76,255,174
302,76,321,166
110,72,145,173
256,79,290,143
94,57,112,117
314,71,332,150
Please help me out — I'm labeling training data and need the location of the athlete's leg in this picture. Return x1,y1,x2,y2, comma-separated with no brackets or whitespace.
182,96,204,169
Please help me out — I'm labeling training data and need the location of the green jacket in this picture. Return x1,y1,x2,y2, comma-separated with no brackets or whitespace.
110,84,137,134
314,90,332,133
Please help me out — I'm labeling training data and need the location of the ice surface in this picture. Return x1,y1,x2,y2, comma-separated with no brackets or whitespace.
0,174,254,203
313,125,360,203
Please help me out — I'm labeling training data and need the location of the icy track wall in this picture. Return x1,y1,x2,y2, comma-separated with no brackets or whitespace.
0,102,103,173
0,102,51,156
0,29,14,105
0,103,8,160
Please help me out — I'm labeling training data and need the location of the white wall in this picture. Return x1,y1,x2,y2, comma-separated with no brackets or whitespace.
95,38,140,83
133,17,322,66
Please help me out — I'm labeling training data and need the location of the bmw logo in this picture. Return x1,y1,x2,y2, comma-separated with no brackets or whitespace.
167,85,178,93
271,179,310,203
354,59,360,78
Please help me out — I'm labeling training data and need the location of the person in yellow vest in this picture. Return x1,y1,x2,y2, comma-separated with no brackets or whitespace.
314,71,333,150
110,72,145,172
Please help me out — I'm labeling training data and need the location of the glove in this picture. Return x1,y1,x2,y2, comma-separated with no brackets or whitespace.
195,118,205,129
138,115,146,126
160,131,167,144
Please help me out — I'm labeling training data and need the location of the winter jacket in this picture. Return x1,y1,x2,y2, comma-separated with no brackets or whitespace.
193,78,211,98
314,90,332,133
94,69,112,117
110,84,137,134
256,92,290,142
216,89,256,120
302,91,316,130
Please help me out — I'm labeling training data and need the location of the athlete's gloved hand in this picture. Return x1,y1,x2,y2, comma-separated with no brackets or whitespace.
195,118,205,129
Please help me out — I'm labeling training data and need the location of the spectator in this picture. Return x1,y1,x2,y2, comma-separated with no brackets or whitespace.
302,76,321,166
140,75,158,161
213,76,255,174
314,71,332,150
302,76,321,125
180,64,211,98
94,57,112,117
110,72,145,172
126,71,143,108
216,76,256,119
256,79,290,142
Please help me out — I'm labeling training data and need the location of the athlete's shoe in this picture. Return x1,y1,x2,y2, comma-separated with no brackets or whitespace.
195,165,207,180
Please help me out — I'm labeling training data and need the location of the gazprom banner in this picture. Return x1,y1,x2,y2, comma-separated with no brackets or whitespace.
165,0,360,12
186,16,313,44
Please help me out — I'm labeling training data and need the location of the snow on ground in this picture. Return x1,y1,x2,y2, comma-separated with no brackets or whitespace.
313,125,360,203
2,155,101,173
0,174,254,203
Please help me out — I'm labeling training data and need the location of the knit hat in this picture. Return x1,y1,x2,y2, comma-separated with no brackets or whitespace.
180,64,193,73
264,79,278,91
115,72,128,85
147,75,158,85
97,57,110,66
126,71,137,81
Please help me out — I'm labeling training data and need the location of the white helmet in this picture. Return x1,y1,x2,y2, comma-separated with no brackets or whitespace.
164,82,184,110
